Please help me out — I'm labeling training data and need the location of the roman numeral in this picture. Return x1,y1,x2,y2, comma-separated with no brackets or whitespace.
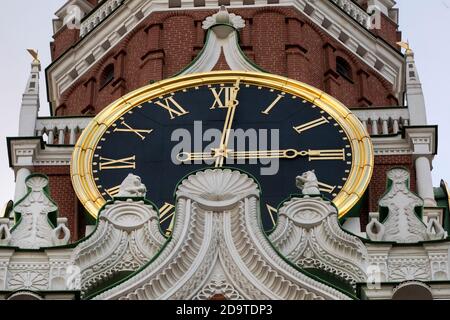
114,121,153,140
293,116,330,134
308,149,346,161
261,94,284,115
155,96,189,119
210,86,236,109
318,182,337,194
266,204,278,228
99,155,136,170
159,202,176,237
104,185,121,198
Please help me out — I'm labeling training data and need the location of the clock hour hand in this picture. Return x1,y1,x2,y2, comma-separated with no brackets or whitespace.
229,149,345,161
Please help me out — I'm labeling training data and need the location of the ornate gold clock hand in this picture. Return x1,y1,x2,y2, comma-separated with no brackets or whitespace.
214,79,241,167
229,149,346,161
177,148,345,163
229,149,345,161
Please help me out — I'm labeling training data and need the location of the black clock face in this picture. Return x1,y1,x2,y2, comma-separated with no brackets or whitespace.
91,82,353,234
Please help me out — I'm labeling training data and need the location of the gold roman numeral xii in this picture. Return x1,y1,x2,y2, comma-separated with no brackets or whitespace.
99,155,136,170
210,86,237,109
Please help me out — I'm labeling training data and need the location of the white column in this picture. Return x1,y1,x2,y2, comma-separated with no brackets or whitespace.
382,119,389,135
371,119,379,135
69,127,77,145
14,168,31,203
48,129,55,144
393,119,399,134
415,156,436,207
58,128,65,145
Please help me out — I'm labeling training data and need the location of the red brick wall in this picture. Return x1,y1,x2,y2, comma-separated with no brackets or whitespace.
51,26,80,61
53,7,401,116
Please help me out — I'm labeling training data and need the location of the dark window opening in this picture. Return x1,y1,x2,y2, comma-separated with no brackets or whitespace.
100,64,115,88
336,57,353,82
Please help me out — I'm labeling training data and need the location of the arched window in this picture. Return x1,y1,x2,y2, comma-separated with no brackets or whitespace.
336,57,353,81
100,64,115,88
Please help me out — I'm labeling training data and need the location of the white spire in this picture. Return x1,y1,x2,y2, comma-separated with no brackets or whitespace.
399,42,428,125
18,49,40,137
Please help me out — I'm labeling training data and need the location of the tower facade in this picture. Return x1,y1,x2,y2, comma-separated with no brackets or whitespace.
1,0,448,300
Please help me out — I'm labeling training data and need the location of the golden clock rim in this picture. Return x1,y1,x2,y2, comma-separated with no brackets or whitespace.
70,71,374,219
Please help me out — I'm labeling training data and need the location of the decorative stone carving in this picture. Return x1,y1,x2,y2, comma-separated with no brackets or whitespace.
116,174,147,198
8,269,48,291
389,258,430,281
296,171,321,196
71,174,166,297
270,196,368,288
202,6,245,32
8,174,70,249
92,169,351,300
366,168,442,243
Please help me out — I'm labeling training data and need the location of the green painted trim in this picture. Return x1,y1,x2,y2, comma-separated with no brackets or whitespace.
173,27,267,77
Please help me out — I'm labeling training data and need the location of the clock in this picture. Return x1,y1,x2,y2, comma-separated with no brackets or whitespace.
71,71,373,235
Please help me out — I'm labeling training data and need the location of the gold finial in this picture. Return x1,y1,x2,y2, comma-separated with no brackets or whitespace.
27,49,40,64
397,41,413,55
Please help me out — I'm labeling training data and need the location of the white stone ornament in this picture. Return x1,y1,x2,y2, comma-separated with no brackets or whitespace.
71,174,165,297
296,170,321,196
92,169,351,300
116,173,147,198
366,168,445,243
9,175,70,249
270,196,368,288
202,6,245,31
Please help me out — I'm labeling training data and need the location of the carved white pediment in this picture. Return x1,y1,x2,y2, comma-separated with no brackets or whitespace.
92,169,351,300
71,195,166,296
270,197,368,287
366,168,446,243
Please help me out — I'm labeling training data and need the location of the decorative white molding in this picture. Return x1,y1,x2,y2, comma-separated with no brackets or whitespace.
9,175,71,249
0,247,74,293
352,107,409,136
366,168,445,243
71,198,166,296
329,0,370,27
35,117,93,145
46,0,405,110
269,196,368,287
80,0,126,37
92,169,351,300
9,138,74,168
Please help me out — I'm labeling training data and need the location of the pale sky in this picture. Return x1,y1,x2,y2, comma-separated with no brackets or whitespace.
0,1,449,205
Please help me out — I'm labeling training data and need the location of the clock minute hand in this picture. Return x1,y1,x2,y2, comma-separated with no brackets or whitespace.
215,79,241,167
